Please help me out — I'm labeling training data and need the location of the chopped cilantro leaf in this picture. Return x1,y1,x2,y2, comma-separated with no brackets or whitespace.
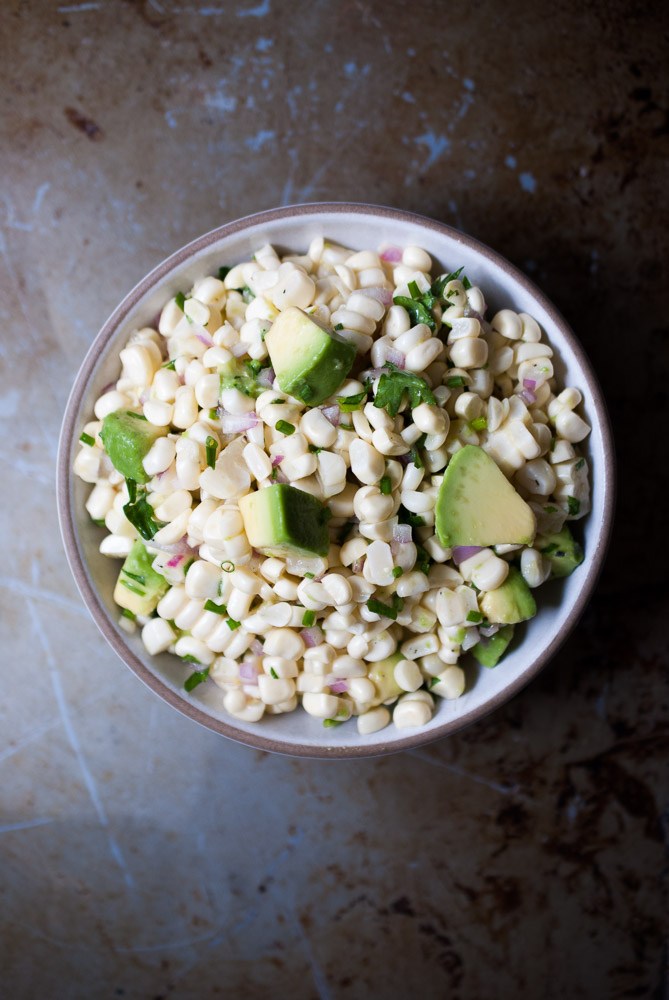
184,667,210,692
393,293,436,331
323,718,342,728
567,496,581,516
429,676,440,688
181,654,202,665
336,391,366,412
308,444,322,454
366,594,404,621
430,267,465,299
226,617,241,631
79,432,95,447
373,365,436,417
446,375,466,388
466,611,483,623
204,600,227,615
415,544,431,575
334,323,344,331
123,479,163,540
398,506,425,529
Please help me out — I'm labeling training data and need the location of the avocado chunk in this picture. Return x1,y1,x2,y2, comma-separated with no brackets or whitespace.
219,358,263,398
265,307,356,406
113,540,169,617
472,624,515,668
480,567,536,625
435,445,536,547
368,652,403,705
100,410,167,484
537,526,584,579
239,484,331,557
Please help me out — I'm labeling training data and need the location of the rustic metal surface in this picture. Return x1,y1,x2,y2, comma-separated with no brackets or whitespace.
1,1,667,997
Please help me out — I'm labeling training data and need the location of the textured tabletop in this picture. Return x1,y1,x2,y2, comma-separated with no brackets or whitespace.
1,1,667,998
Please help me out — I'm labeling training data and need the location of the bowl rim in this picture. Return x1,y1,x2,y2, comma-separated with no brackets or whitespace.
57,201,616,759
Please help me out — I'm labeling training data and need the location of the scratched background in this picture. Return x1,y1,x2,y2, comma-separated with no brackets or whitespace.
1,0,668,997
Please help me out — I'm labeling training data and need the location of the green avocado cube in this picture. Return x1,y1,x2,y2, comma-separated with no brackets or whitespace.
113,540,168,617
472,624,515,668
538,526,584,578
100,410,167,484
239,484,331,557
368,652,404,705
480,567,536,625
265,307,356,406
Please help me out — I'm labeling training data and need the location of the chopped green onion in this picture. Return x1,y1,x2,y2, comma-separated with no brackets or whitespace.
567,496,581,516
226,617,241,631
575,458,585,471
120,608,137,621
429,676,440,688
323,718,343,728
205,435,217,469
399,507,425,528
379,475,392,495
162,359,176,370
308,444,322,454
392,566,403,579
270,667,279,679
221,561,234,573
276,420,295,435
181,654,202,664
462,276,472,290
470,417,487,431
175,292,186,311
466,611,483,623
304,572,315,579
204,600,227,615
446,376,466,388
208,408,219,420
302,609,316,627
184,667,210,692
79,431,95,447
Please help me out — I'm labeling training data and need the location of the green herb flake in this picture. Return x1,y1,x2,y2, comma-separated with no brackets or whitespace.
544,505,558,513
336,391,366,412
204,599,227,615
162,359,177,370
184,667,210,692
79,431,96,447
392,566,404,579
208,408,219,420
226,617,241,631
446,375,466,388
270,667,279,679
379,475,392,495
466,610,483,623
205,435,217,469
462,276,472,290
304,572,315,579
398,506,425,529
123,479,164,541
175,292,186,312
276,420,295,435
302,609,316,627
374,365,436,417
393,293,436,331
366,594,404,621
567,496,581,516
121,608,137,621
181,654,202,665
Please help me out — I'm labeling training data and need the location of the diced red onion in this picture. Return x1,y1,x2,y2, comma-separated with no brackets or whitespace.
452,545,483,566
380,246,402,263
239,661,259,682
393,524,412,544
523,378,537,391
218,410,259,434
356,286,393,307
359,367,386,382
479,624,499,638
166,554,184,569
271,454,284,467
321,404,340,426
194,329,214,347
300,626,324,648
274,467,289,484
250,639,264,656
385,348,406,369
462,627,480,651
139,389,149,405
520,388,536,405
329,679,349,694
150,538,196,558
256,366,275,388
351,556,365,574
231,341,248,357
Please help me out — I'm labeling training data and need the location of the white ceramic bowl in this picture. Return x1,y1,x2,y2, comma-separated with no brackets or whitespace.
58,203,615,758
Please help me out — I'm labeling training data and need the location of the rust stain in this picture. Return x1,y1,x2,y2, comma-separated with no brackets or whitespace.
64,107,104,141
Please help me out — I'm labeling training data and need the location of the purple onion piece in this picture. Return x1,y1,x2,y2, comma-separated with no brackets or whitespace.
452,545,483,566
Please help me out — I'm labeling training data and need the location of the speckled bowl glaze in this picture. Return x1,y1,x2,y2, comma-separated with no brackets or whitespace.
58,203,615,758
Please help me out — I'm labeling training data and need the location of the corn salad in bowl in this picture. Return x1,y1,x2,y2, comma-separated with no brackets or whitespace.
60,204,613,756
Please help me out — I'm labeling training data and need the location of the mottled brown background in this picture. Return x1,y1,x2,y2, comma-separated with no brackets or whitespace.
1,1,667,998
